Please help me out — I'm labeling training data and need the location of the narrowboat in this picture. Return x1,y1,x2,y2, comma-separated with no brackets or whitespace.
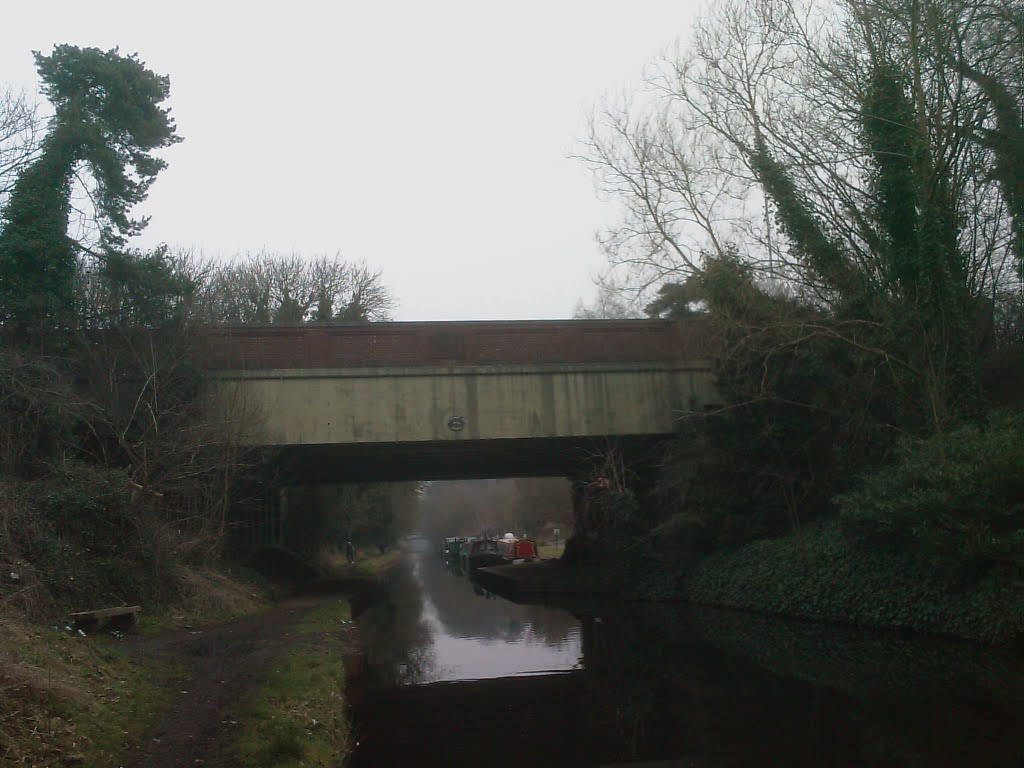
498,536,538,564
441,536,468,562
461,538,504,571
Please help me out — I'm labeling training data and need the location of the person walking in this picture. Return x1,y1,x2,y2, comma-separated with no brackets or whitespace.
345,540,355,564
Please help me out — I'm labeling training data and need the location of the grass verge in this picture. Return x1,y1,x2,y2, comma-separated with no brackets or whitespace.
0,616,179,767
318,546,400,580
350,550,400,578
537,543,565,559
1,564,270,766
220,599,354,768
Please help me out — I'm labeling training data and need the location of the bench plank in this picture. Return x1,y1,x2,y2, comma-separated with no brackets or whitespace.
70,606,141,620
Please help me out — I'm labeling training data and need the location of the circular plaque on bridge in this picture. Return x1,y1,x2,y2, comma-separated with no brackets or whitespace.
447,416,466,432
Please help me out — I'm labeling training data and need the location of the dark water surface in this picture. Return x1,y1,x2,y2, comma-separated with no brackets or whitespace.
346,538,1023,767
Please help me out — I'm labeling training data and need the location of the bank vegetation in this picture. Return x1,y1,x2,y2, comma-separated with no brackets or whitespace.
0,46,406,765
577,0,1023,643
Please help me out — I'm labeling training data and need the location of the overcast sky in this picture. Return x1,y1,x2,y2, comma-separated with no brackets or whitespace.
1,1,700,320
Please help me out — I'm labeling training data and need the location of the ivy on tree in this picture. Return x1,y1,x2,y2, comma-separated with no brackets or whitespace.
0,45,181,336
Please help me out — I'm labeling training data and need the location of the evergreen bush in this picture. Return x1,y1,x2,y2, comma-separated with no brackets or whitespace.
684,519,1023,645
837,412,1024,579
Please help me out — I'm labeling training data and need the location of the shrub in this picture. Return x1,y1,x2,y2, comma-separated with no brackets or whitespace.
621,512,702,600
1,463,181,613
837,412,1024,579
684,518,1023,645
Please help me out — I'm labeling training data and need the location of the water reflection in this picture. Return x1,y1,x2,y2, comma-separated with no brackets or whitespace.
352,542,1024,767
575,603,1024,766
355,538,581,686
355,552,435,687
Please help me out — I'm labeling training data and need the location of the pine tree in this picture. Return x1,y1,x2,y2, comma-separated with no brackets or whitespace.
0,45,181,337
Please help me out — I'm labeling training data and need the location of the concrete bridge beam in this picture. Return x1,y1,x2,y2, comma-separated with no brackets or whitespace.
203,320,719,488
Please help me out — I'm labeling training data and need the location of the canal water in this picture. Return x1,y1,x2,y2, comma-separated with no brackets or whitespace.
347,538,1023,767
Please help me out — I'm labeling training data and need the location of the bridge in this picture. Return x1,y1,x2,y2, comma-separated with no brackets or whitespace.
203,319,718,484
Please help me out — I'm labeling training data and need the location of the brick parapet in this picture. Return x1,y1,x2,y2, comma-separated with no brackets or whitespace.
199,318,710,370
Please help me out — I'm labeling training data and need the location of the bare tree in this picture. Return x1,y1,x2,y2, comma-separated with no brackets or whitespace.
73,325,269,552
573,276,641,319
336,259,395,321
199,252,394,324
0,86,40,207
583,0,1021,309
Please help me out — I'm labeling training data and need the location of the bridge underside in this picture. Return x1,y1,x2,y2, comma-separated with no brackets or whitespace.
270,434,669,484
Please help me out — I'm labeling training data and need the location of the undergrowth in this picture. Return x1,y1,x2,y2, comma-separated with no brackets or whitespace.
683,518,1024,645
2,465,192,620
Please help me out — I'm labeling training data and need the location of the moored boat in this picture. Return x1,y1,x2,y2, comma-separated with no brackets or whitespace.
462,538,504,571
441,536,467,562
498,535,538,564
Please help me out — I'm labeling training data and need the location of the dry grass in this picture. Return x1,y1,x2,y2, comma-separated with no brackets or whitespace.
0,482,58,623
0,617,70,702
138,565,269,634
0,564,269,766
0,613,178,767
317,545,400,578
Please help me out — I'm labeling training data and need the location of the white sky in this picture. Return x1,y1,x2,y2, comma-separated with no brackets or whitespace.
1,1,700,320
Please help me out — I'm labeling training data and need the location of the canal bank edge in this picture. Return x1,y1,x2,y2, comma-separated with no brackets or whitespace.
479,526,1022,647
677,519,1024,647
218,598,357,768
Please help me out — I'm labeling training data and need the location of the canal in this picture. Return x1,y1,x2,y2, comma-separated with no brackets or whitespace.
347,538,1023,767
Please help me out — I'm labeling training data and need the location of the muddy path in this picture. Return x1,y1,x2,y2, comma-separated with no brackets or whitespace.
121,594,355,768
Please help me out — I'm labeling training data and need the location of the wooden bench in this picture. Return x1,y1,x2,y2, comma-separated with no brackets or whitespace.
70,605,141,633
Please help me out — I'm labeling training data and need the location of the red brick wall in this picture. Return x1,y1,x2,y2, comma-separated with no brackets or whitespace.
200,319,710,370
